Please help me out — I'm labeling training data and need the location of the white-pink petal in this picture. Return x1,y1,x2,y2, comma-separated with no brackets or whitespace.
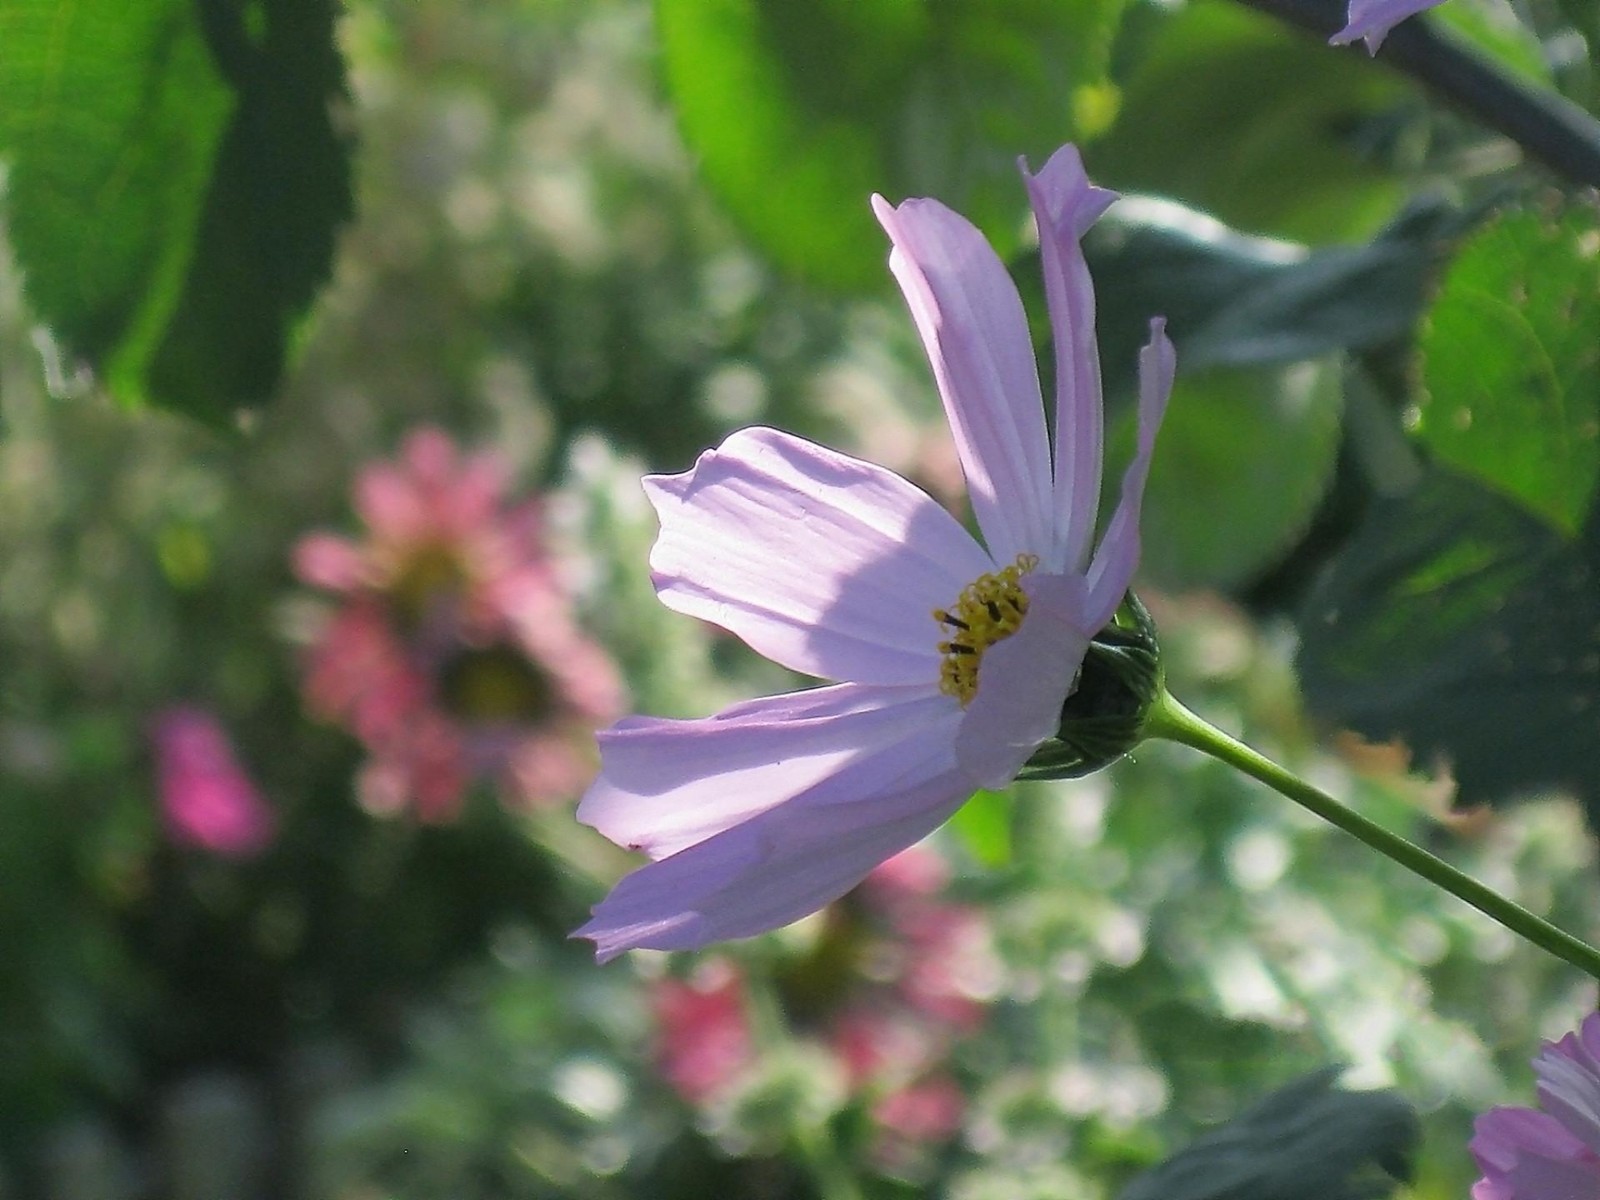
575,719,971,961
1023,145,1119,575
872,193,1053,567
953,573,1093,788
578,683,955,861
1085,318,1176,626
646,427,992,686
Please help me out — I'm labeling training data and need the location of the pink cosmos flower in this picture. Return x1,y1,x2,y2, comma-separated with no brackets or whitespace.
649,848,992,1157
1331,0,1446,53
150,707,276,857
295,427,624,821
1472,1011,1600,1199
576,144,1174,960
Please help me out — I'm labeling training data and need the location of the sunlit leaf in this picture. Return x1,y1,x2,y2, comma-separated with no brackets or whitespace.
1088,0,1408,243
950,788,1011,868
0,0,352,424
656,0,1127,290
1416,205,1600,536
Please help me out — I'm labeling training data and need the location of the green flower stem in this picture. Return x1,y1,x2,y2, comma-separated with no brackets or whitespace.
1146,689,1600,982
1236,0,1600,189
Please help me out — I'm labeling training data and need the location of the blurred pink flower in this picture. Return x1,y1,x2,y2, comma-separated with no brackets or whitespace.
295,427,624,821
150,707,276,857
649,847,994,1156
873,1074,966,1144
651,960,755,1105
1472,1011,1600,1200
1330,0,1445,52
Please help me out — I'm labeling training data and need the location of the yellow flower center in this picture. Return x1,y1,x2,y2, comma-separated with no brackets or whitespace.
933,554,1037,706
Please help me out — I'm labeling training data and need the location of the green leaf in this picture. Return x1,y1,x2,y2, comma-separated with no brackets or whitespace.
656,0,1127,290
1127,359,1344,590
1415,205,1600,536
1087,0,1408,244
1085,197,1471,394
0,1,234,364
1297,468,1600,815
0,0,352,424
950,788,1011,868
1435,0,1551,89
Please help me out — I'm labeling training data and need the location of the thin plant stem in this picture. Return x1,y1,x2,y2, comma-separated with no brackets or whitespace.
1146,689,1600,982
1235,0,1600,188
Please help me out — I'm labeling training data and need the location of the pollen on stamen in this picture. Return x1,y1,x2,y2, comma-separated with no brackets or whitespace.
933,554,1037,705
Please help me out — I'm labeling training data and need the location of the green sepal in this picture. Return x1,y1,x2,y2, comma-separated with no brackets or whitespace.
1016,590,1162,782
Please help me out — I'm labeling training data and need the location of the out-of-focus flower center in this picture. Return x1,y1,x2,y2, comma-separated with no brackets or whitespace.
933,554,1036,706
439,645,555,722
390,543,468,624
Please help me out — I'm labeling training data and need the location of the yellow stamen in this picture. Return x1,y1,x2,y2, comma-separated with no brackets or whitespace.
933,554,1037,705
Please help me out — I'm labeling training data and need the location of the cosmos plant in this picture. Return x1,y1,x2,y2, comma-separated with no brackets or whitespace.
575,145,1174,959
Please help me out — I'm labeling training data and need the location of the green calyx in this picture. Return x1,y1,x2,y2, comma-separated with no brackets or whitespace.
1016,590,1163,782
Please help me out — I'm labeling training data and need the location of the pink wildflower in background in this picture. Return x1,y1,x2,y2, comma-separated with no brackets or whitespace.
648,848,997,1160
150,707,276,857
1472,1011,1600,1199
295,427,624,821
1331,0,1446,52
652,960,755,1105
577,143,1173,959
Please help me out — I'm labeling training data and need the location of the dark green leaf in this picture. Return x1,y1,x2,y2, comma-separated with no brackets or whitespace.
1297,468,1600,814
1416,204,1600,536
1086,197,1469,388
0,0,353,424
656,0,1126,290
1117,1068,1418,1200
1087,0,1408,244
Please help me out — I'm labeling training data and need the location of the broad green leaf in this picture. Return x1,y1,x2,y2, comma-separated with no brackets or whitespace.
0,0,352,424
1297,468,1600,815
656,0,1127,290
1127,360,1343,590
0,1,233,364
1416,205,1600,536
1087,1,1408,243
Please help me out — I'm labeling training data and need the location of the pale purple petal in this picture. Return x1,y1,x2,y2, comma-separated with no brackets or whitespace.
576,718,971,960
1084,319,1176,625
646,427,993,685
872,193,1053,566
1022,145,1118,575
579,683,954,861
953,573,1093,787
1330,0,1444,52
